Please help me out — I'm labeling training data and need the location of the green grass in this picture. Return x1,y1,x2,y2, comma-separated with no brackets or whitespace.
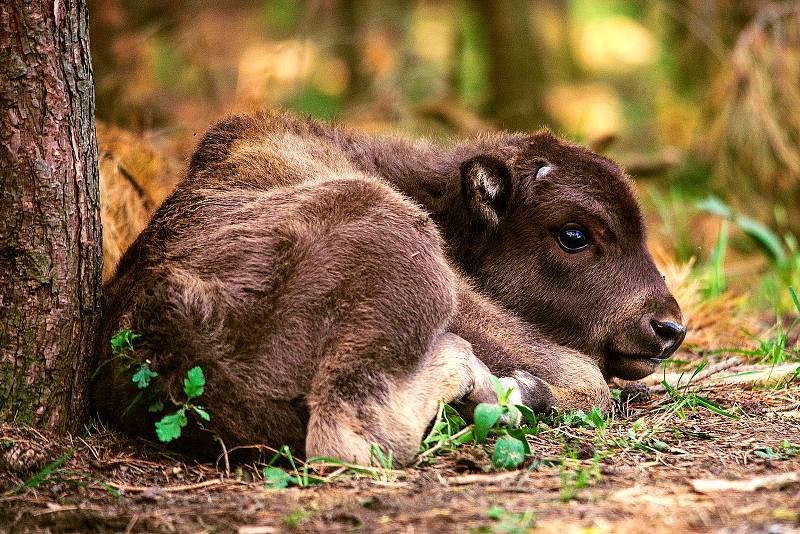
717,288,800,367
483,505,535,533
755,287,799,365
283,505,314,530
647,185,696,263
10,450,74,494
705,219,729,298
5,448,122,498
605,419,689,456
261,443,404,490
743,323,799,366
697,197,800,314
776,365,800,389
659,363,739,419
262,446,328,489
559,451,601,502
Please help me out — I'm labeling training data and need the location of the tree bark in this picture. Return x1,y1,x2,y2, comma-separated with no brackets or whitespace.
0,0,102,433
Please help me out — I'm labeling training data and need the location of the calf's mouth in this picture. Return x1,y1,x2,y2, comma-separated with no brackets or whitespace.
604,316,687,380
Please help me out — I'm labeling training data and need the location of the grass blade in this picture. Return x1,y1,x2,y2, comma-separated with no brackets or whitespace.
13,450,74,493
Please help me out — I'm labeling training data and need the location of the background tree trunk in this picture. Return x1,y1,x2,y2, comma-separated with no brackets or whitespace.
476,0,548,130
0,0,102,433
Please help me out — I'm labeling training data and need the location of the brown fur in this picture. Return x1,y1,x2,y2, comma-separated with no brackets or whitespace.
92,110,683,465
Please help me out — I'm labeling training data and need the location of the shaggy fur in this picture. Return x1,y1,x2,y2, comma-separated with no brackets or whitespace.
92,110,683,465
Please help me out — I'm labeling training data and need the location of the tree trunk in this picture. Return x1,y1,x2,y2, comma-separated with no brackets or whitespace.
477,0,548,130
0,0,102,433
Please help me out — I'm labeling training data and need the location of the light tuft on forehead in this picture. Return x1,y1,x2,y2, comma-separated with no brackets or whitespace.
519,131,646,238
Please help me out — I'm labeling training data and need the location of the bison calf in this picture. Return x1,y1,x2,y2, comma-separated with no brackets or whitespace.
92,111,684,465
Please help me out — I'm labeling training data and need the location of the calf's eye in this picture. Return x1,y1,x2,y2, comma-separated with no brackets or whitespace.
556,225,589,252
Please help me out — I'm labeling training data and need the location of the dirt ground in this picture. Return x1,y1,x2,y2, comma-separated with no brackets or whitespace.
2,368,799,533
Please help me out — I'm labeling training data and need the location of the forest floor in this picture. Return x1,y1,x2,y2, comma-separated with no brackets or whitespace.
1,360,799,533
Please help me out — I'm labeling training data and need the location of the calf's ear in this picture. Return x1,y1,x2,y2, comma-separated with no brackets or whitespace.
460,155,512,229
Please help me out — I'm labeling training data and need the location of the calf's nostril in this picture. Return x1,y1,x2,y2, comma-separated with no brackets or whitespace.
650,319,687,349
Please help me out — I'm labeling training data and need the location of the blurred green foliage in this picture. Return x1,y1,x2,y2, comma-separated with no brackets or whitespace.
88,0,800,320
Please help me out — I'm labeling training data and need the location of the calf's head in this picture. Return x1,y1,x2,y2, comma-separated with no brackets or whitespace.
459,132,685,380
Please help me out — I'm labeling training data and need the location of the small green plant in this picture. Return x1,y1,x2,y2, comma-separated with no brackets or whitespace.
659,363,738,419
419,402,471,456
553,407,608,432
263,446,327,489
485,505,535,533
262,465,314,490
154,366,211,442
107,329,211,441
282,506,314,529
92,328,142,382
106,329,156,417
131,363,158,389
110,328,140,355
753,440,800,460
421,379,611,470
473,376,538,470
106,329,157,417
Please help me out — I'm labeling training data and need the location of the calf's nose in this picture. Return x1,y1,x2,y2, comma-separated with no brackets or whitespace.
650,319,686,357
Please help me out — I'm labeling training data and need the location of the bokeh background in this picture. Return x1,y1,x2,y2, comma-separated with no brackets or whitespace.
88,0,800,358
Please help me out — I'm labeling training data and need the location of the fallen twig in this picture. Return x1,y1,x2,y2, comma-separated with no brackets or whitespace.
238,527,278,534
773,401,800,412
447,471,521,485
691,471,800,493
32,504,104,517
214,435,231,478
99,479,232,493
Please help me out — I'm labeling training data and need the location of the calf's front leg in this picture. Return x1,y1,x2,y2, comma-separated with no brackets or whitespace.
449,280,612,413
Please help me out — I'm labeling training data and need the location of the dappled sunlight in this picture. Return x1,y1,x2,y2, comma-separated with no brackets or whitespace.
361,27,397,78
573,15,660,72
545,83,623,139
409,4,455,63
236,40,318,103
312,57,350,97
